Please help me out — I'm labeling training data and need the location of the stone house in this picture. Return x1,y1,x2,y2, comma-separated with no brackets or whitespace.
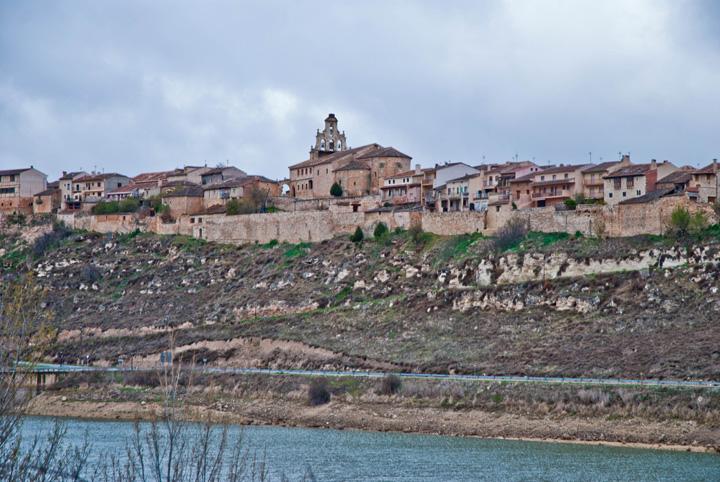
380,165,434,206
200,166,247,186
436,174,472,212
162,184,204,218
655,170,694,194
493,161,541,198
508,172,535,208
603,160,677,206
529,164,590,208
0,167,48,215
580,156,631,200
32,182,61,215
166,166,213,185
203,175,280,209
131,170,174,198
72,173,132,211
433,162,479,189
106,184,141,202
59,171,89,211
688,160,718,204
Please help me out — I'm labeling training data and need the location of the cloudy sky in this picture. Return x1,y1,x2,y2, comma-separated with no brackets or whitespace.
1,0,719,180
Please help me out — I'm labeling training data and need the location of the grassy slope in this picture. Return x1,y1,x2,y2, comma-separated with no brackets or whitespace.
3,225,720,380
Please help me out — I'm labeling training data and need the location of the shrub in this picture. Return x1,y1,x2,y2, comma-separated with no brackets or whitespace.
81,264,102,284
511,201,518,210
118,197,140,213
308,380,330,406
330,182,343,197
564,198,577,210
378,374,402,395
32,222,72,258
6,212,26,225
350,226,364,243
574,193,587,205
574,230,583,239
226,198,256,215
667,206,707,237
689,210,709,235
493,217,528,252
373,222,388,239
226,199,241,215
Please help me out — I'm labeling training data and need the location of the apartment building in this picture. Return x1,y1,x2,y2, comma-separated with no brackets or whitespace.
59,171,89,210
580,156,631,200
528,164,589,207
0,167,48,214
380,165,435,206
689,160,718,204
72,173,131,210
603,160,676,206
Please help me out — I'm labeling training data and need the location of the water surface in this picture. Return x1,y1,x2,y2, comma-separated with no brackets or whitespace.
22,417,720,481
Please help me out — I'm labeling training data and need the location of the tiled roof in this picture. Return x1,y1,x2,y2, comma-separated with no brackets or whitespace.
34,187,59,197
618,188,676,205
133,171,173,183
446,172,483,184
333,159,370,172
289,144,380,169
59,171,87,180
694,162,719,175
535,164,591,175
581,161,620,173
107,184,139,194
356,146,411,160
0,168,32,176
509,172,536,183
603,164,652,179
162,185,204,198
75,173,128,182
203,178,247,190
657,171,692,185
532,178,576,187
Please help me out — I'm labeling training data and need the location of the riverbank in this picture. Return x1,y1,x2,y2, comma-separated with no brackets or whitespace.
27,392,720,454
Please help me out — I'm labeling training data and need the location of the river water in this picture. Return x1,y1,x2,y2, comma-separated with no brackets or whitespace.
21,416,720,481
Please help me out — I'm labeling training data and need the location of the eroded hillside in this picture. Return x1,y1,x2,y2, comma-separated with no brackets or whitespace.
3,224,720,379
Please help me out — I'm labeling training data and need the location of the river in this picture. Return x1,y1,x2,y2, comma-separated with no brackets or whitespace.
21,416,720,481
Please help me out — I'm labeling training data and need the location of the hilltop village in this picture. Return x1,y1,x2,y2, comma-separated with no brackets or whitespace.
1,113,718,241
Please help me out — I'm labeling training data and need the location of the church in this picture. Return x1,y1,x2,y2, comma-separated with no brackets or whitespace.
288,113,412,199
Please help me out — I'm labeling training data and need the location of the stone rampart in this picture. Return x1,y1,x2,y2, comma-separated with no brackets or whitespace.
421,211,485,235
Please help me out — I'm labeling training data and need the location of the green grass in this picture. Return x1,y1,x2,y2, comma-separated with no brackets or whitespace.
171,235,206,251
282,241,311,259
259,239,279,249
434,232,485,263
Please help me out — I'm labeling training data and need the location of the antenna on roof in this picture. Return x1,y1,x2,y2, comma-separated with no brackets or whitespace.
588,152,592,163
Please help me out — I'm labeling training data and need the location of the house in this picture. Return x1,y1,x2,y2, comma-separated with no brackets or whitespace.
32,181,61,215
203,175,280,209
161,184,204,218
529,164,590,207
58,171,89,210
71,173,132,211
0,167,48,215
200,166,247,186
131,170,174,198
580,155,632,200
288,114,411,200
603,160,677,206
688,160,718,204
494,161,541,198
166,166,213,185
435,174,476,212
380,165,434,206
433,162,480,189
508,172,536,208
106,184,141,202
655,170,694,194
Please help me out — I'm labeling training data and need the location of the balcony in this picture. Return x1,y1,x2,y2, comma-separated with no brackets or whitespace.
532,190,572,199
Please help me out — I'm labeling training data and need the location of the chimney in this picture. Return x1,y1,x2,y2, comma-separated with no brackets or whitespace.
62,171,67,176
415,164,422,175
650,159,657,169
621,154,631,165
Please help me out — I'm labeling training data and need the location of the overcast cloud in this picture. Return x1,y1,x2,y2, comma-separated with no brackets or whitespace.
1,0,719,180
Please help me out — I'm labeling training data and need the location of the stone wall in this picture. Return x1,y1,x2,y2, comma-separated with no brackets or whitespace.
421,211,485,235
57,212,149,233
510,205,602,236
270,194,381,213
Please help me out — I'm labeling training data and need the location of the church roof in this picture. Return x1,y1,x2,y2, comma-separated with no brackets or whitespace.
333,160,370,172
356,146,411,160
289,144,380,169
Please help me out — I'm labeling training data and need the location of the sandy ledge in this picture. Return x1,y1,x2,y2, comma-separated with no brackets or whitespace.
26,394,720,454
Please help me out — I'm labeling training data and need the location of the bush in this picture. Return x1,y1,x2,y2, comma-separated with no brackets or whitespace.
373,222,388,239
330,182,343,197
32,222,72,258
574,230,583,239
511,201,518,210
6,212,26,225
493,218,528,252
226,198,256,215
378,374,402,395
564,198,577,210
308,380,330,406
118,197,140,213
350,226,364,243
667,206,707,238
81,264,102,284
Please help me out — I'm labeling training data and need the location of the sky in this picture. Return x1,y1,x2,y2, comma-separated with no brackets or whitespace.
1,0,719,181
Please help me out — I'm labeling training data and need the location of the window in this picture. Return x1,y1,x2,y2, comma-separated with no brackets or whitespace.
622,192,626,197
540,176,545,181
564,173,568,179
608,192,613,198
552,175,556,180
636,190,641,196
627,177,634,188
614,179,622,190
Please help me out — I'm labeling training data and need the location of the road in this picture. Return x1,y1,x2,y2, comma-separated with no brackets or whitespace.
15,362,720,389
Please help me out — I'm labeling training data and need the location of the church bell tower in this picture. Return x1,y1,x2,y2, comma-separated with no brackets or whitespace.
310,113,348,159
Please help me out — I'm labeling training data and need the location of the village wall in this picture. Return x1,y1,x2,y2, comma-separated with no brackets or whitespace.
270,194,382,213
421,211,486,235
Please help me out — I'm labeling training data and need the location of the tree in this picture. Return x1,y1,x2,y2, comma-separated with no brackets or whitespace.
330,182,343,197
350,226,364,243
564,198,577,210
373,222,388,239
